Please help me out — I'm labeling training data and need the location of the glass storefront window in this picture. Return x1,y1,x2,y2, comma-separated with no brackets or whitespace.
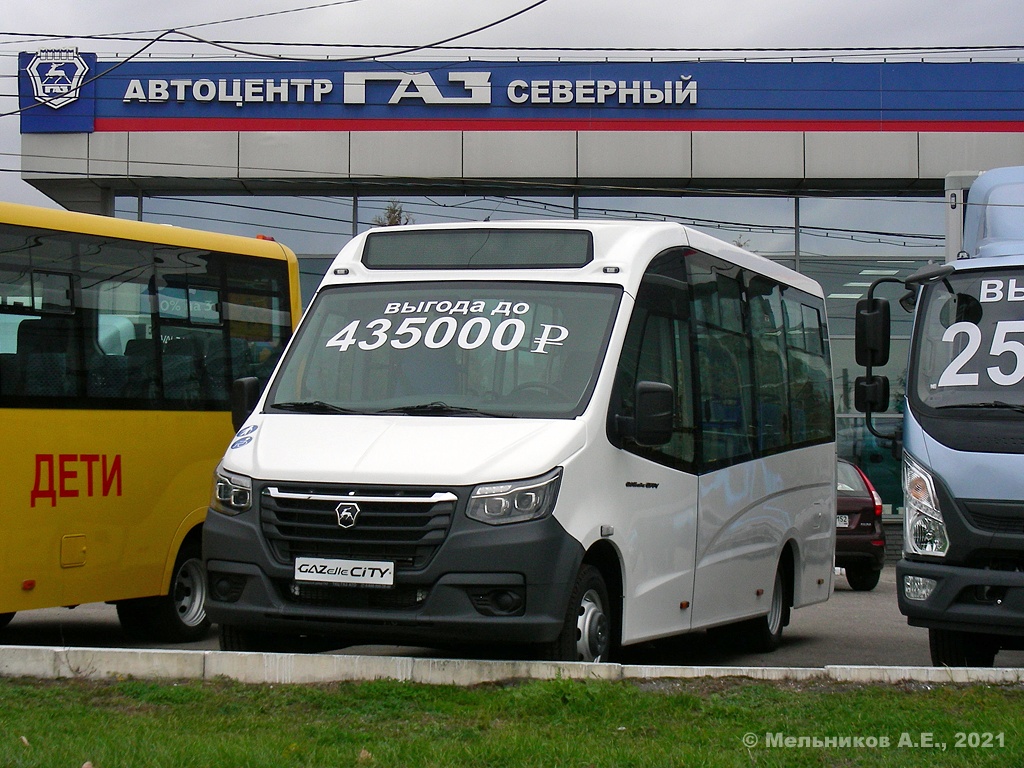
837,415,903,512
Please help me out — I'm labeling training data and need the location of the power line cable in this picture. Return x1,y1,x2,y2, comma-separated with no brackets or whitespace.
2,32,1022,57
171,0,552,62
108,0,371,36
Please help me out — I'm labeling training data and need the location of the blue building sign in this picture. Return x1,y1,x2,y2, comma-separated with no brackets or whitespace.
19,53,1024,134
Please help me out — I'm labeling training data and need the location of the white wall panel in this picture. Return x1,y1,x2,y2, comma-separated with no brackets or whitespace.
239,132,349,178
22,134,88,178
128,132,238,178
463,131,576,178
692,132,804,179
578,131,691,179
805,132,918,179
24,126,1024,214
87,132,128,178
919,133,1024,179
350,132,461,178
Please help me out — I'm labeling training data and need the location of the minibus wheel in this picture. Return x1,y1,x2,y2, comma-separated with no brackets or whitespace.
116,539,210,643
219,624,339,653
540,565,611,662
742,563,789,652
0,612,14,630
220,623,273,651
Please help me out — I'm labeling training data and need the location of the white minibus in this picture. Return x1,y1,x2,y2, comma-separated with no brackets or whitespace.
204,220,836,661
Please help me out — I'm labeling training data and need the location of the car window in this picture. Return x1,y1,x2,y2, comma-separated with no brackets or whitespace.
837,461,867,495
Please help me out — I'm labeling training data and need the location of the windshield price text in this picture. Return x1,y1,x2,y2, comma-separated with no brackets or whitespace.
326,315,570,355
939,320,1024,388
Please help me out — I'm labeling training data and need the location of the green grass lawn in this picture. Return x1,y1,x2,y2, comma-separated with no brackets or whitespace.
1,676,1021,767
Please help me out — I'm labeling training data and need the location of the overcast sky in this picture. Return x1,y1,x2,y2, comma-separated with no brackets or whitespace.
3,0,1023,208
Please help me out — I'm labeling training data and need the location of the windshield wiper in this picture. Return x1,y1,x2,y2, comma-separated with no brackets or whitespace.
269,400,360,414
375,401,509,417
937,400,1024,415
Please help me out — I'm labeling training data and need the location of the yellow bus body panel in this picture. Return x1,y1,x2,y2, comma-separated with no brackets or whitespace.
2,408,231,612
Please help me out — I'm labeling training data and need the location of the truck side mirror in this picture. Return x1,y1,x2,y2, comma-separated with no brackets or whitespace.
855,297,891,367
231,377,262,432
854,375,890,414
634,381,674,447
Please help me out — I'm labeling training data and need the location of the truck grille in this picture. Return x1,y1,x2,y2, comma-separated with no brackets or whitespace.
260,483,459,570
962,501,1024,535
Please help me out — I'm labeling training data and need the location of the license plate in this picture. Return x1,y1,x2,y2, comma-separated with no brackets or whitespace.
836,514,850,529
294,557,394,587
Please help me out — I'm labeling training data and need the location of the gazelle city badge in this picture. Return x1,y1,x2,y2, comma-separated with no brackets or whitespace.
335,502,360,529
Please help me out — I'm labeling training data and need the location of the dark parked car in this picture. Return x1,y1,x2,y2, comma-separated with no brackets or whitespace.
836,459,886,591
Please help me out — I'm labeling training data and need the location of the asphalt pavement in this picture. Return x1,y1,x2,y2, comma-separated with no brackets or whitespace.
2,567,1023,668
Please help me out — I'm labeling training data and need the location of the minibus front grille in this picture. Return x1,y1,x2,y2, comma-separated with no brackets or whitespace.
260,484,459,570
278,582,428,610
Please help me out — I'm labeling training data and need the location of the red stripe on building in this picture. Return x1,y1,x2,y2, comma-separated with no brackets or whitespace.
92,117,1024,133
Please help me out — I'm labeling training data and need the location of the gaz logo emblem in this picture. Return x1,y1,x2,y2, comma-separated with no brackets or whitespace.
335,502,360,529
26,49,89,110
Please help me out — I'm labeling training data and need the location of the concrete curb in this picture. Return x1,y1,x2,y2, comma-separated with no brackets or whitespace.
2,646,1023,686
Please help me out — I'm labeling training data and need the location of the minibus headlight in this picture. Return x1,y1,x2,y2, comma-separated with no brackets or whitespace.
212,468,252,516
467,468,562,526
903,454,948,557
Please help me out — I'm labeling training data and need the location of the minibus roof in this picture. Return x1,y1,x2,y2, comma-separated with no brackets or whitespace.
319,220,824,298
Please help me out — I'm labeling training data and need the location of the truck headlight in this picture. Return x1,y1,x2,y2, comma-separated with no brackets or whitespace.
212,467,252,516
903,454,948,557
467,468,561,526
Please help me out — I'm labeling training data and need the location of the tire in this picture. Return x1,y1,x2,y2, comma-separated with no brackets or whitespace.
116,539,210,643
845,566,881,592
0,612,15,630
929,628,997,667
219,624,338,654
538,564,612,662
742,563,790,653
220,623,273,652
115,601,152,638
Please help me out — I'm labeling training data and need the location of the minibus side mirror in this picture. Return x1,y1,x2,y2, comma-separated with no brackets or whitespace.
633,381,674,447
855,297,890,367
854,375,890,414
231,377,262,432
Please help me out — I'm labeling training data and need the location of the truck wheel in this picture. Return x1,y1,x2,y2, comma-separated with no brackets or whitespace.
0,612,14,630
742,563,790,652
538,564,611,662
845,566,881,592
929,628,997,667
116,539,210,643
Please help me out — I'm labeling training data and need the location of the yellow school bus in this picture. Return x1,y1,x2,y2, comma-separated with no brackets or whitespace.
0,201,301,641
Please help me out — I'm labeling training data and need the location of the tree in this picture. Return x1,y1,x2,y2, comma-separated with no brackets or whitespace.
372,200,414,227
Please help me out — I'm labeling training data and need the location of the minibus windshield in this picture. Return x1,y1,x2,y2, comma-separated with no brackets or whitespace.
267,281,621,418
910,266,1024,412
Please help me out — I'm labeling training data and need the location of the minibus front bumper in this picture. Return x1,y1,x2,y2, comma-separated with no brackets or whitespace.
203,503,585,647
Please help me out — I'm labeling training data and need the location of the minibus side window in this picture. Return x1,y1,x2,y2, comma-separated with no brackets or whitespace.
689,255,755,467
784,297,834,444
748,276,791,453
613,249,696,472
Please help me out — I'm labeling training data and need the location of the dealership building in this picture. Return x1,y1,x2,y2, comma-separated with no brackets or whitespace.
17,51,1024,508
